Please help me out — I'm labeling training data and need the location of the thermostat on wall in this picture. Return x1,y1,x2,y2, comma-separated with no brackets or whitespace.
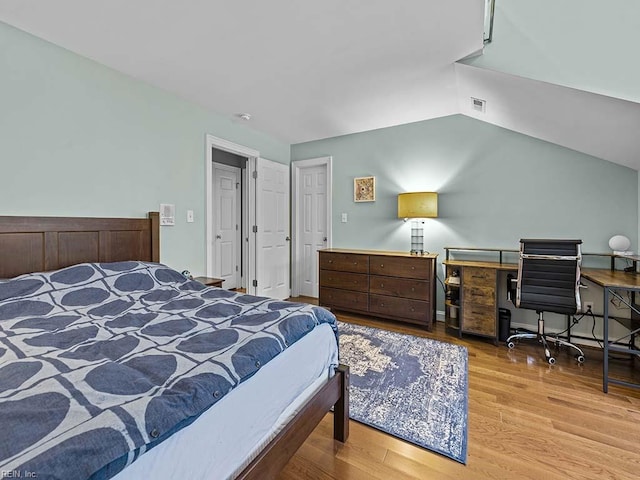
160,203,176,226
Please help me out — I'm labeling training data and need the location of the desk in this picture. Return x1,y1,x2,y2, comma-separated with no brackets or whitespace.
581,269,640,393
443,254,640,393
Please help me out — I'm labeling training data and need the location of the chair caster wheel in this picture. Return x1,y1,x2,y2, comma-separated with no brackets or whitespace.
576,355,585,364
507,341,515,349
547,357,556,365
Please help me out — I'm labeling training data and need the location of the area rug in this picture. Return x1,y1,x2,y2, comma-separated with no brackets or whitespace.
338,321,468,464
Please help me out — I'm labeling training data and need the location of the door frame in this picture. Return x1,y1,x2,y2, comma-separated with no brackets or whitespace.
205,135,259,289
291,156,333,297
212,162,242,289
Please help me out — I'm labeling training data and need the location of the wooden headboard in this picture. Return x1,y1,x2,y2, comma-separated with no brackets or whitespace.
0,212,160,278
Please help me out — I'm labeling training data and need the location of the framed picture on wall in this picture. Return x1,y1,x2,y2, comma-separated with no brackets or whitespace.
354,176,376,202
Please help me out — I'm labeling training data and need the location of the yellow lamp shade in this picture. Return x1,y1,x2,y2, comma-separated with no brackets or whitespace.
398,192,438,219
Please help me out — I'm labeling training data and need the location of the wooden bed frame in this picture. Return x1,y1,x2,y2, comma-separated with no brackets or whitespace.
0,212,349,479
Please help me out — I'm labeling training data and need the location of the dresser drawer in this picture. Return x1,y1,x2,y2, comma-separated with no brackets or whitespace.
463,284,495,306
369,256,431,280
320,270,368,292
369,275,429,300
319,287,368,311
462,266,496,288
462,266,495,307
462,303,496,336
319,252,369,274
369,294,430,323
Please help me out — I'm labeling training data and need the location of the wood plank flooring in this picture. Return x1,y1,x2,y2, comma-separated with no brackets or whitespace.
279,299,640,480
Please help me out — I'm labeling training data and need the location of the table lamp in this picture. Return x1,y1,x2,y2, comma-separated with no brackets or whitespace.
398,192,438,254
608,235,632,255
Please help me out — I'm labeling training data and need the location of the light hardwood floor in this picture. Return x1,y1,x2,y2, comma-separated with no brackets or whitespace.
279,299,640,480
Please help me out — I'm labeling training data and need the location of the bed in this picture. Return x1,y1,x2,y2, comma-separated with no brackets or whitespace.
0,212,349,480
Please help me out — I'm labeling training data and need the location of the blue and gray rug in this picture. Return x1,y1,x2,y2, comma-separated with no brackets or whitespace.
338,321,468,464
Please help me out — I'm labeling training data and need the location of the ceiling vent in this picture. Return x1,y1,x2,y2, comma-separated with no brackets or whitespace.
471,97,486,113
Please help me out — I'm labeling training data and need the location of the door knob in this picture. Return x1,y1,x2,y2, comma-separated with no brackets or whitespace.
323,237,328,242
216,235,221,239
285,236,291,241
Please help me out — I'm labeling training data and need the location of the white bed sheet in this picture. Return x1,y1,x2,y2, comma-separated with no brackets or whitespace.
111,322,339,480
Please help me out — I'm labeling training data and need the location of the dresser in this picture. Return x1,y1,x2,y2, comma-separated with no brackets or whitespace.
319,249,437,330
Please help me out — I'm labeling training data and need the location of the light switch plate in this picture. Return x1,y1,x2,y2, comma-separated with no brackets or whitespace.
186,210,194,223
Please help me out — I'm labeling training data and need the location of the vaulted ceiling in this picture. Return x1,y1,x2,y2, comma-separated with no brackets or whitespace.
1,1,639,169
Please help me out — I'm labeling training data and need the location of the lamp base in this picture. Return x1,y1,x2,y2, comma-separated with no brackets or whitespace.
410,220,424,255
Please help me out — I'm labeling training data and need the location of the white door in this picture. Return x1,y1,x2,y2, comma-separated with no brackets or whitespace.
255,158,290,299
292,157,332,298
213,163,241,289
298,164,328,297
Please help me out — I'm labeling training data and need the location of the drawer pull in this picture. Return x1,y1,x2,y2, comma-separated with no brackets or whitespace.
411,266,415,270
411,287,415,292
411,308,415,312
380,264,384,268
328,260,333,263
380,283,384,288
380,303,385,307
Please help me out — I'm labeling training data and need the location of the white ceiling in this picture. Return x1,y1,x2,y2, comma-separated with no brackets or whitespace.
0,0,483,144
1,0,639,170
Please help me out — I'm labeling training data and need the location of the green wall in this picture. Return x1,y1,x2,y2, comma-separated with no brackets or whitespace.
0,22,289,274
292,114,638,315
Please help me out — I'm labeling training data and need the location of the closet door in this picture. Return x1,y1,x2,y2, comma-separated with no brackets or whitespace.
255,158,290,299
212,163,241,289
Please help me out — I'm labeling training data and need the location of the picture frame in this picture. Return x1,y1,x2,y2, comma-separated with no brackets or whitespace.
354,176,376,202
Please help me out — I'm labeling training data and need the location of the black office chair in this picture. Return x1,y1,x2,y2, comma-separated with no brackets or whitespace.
506,239,585,365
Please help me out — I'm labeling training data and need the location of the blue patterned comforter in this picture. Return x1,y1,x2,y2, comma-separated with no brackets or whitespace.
0,262,337,480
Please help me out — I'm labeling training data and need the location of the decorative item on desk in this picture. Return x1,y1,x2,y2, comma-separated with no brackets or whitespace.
398,192,438,255
608,235,633,256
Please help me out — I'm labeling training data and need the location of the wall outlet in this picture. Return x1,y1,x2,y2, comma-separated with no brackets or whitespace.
584,301,594,313
341,213,348,223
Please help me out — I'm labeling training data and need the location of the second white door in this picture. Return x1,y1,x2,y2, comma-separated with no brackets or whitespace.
297,164,328,297
255,158,290,299
213,163,241,289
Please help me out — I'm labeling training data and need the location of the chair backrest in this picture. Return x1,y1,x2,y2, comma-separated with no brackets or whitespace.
516,239,582,315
